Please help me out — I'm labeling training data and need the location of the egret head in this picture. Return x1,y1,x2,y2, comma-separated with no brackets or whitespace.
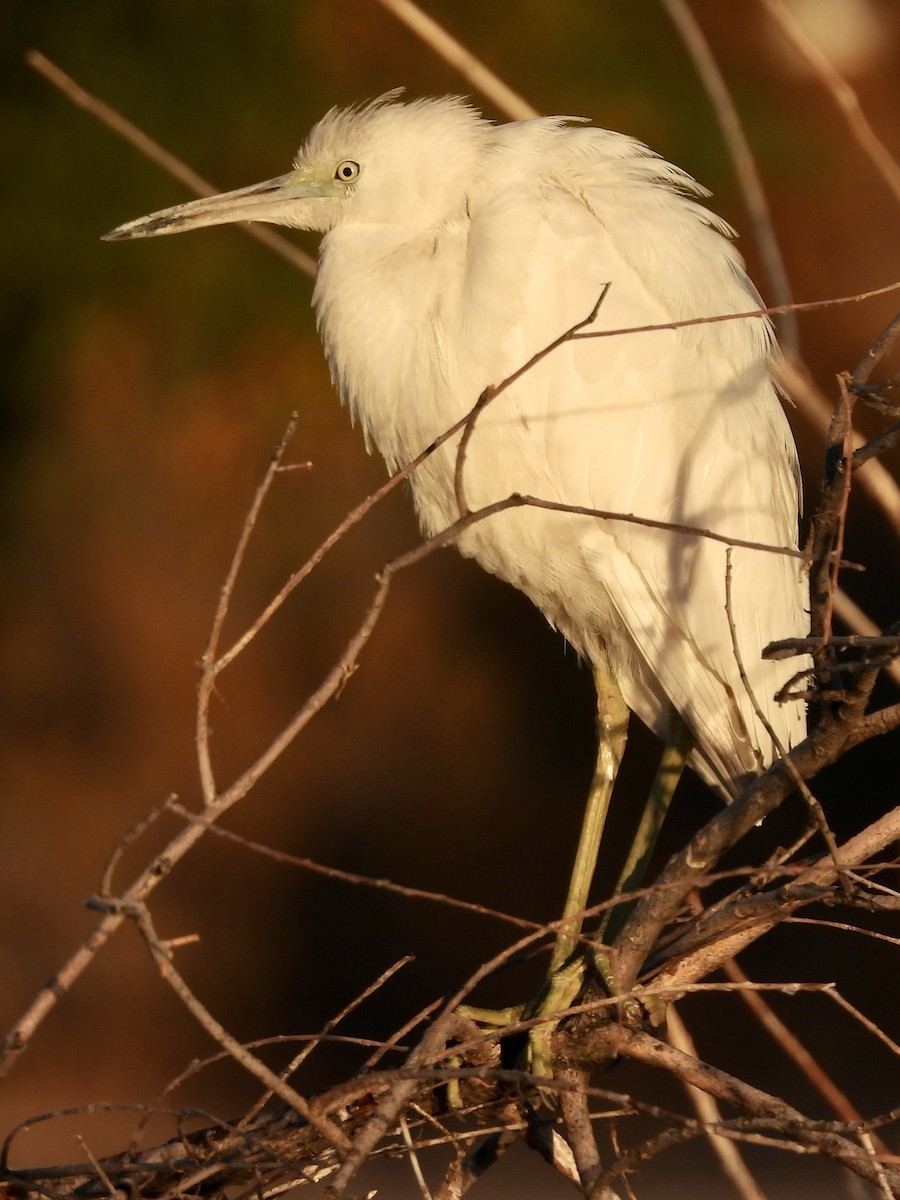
103,94,490,243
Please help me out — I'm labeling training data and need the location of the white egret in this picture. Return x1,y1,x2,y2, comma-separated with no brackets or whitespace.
105,94,807,1062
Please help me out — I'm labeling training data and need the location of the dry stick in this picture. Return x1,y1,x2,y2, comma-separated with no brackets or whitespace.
0,1101,159,1172
807,382,855,657
665,1006,770,1200
373,0,537,121
768,634,900,659
128,902,350,1152
660,0,798,354
806,318,900,687
363,998,447,1072
398,1114,434,1200
240,956,416,1129
25,51,317,278
167,803,539,931
605,1124,640,1200
789,914,900,950
775,358,900,544
858,1128,897,1200
643,836,900,978
822,376,856,645
557,1066,602,1192
452,286,612,517
725,548,849,893
775,358,900,690
129,1031,398,1154
827,991,900,1060
602,1029,900,1195
74,1136,120,1200
758,0,900,205
433,1110,522,1200
845,699,900,750
648,804,900,993
720,957,893,1159
571,282,900,341
197,412,299,803
854,309,900,387
790,371,900,650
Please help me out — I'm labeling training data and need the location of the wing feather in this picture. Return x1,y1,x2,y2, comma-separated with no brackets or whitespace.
442,123,806,791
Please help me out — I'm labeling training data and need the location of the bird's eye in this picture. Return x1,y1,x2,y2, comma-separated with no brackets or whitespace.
335,160,360,183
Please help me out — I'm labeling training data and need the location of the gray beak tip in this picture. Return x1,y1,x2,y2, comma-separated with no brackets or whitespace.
101,215,177,242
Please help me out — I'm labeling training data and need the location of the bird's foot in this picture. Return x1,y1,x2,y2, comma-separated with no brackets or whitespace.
454,955,587,1093
592,948,668,1028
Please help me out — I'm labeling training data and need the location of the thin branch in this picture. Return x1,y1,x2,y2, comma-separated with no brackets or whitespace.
774,356,900,545
659,0,798,352
197,413,299,805
758,0,900,205
606,1029,900,1194
611,661,884,994
399,1114,434,1200
167,803,539,931
822,375,856,645
240,956,416,1128
373,0,538,120
25,52,317,277
666,1006,770,1200
128,902,350,1152
721,956,893,1158
648,805,900,991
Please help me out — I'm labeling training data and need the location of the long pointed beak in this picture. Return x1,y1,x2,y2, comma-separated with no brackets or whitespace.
102,169,335,240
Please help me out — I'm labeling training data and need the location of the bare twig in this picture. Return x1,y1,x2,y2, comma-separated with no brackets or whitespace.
648,805,900,991
240,956,416,1128
758,0,900,205
373,0,537,120
721,956,893,1158
605,1029,900,1193
167,802,538,931
666,1006,770,1200
25,52,317,277
130,902,350,1151
660,0,798,353
197,413,299,803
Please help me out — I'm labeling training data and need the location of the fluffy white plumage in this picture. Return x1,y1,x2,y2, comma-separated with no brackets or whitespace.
106,94,808,796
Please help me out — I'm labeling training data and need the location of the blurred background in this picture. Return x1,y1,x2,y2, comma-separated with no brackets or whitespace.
2,2,899,1196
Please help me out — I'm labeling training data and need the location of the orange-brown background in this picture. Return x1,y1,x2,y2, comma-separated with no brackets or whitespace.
2,3,899,1196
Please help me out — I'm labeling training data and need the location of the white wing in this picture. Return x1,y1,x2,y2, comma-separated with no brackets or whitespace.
441,123,806,792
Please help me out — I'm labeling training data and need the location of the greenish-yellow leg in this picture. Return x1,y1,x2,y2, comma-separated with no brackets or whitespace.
458,677,692,1083
594,710,692,1022
525,651,630,1078
601,710,693,945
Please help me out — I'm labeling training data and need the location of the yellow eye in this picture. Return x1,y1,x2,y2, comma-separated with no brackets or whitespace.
335,160,360,183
